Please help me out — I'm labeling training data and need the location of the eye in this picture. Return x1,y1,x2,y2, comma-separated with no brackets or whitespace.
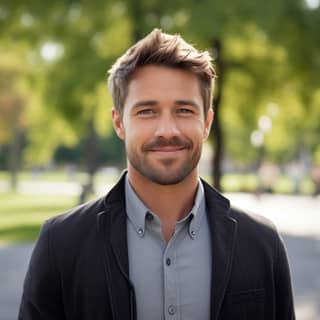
137,109,156,116
177,108,194,114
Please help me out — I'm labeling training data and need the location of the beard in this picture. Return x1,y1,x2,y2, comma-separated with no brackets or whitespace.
126,136,202,185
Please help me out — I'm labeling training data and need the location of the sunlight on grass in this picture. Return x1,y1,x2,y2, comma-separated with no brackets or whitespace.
222,174,259,192
0,170,119,184
0,171,315,245
0,170,88,182
0,193,77,244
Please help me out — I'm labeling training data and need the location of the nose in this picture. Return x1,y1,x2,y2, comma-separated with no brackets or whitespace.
154,114,181,139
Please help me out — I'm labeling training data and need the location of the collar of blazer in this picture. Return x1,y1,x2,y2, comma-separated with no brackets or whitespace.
97,170,238,320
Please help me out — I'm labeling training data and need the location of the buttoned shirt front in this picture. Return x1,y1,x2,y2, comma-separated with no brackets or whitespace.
125,177,212,320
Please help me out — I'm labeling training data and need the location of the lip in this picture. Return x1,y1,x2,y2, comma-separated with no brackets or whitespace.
150,147,185,152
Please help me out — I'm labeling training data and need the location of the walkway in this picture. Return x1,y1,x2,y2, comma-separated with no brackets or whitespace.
1,193,319,319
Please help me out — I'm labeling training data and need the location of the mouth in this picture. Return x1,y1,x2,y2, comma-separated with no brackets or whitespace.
143,137,192,154
150,146,186,153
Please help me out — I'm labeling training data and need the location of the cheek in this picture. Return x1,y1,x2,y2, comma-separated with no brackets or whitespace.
178,121,207,139
124,125,149,147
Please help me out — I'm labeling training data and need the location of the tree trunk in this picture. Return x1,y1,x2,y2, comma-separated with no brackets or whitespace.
130,0,143,41
7,98,23,192
83,115,97,199
8,128,23,191
210,39,224,191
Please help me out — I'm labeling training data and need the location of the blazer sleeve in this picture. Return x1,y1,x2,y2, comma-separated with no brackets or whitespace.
274,233,296,320
18,220,65,320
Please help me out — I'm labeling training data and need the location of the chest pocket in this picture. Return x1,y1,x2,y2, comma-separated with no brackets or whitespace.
220,288,265,320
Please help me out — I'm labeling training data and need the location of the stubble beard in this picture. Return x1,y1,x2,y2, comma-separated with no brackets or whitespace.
126,142,202,185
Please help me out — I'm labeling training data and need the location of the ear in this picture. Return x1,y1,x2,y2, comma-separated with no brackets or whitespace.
203,109,214,140
112,108,125,140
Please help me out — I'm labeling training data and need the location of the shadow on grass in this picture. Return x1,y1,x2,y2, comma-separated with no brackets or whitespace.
0,224,41,244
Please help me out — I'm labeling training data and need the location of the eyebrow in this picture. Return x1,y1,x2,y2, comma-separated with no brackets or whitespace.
131,99,200,110
175,100,201,110
131,100,158,109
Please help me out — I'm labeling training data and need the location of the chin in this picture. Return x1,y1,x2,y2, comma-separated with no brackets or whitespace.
142,167,195,185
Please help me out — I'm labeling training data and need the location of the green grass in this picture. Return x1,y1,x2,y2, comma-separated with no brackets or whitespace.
221,174,315,194
221,174,259,192
0,171,316,245
0,193,77,245
0,170,120,185
0,170,89,183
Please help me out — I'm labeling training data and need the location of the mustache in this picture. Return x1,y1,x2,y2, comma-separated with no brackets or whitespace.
142,137,192,151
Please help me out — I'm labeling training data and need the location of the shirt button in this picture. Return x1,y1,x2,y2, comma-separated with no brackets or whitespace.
166,258,171,266
146,212,153,221
137,228,143,236
191,230,196,236
168,305,176,315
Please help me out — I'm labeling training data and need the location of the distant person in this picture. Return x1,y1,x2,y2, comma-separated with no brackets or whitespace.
311,165,320,196
258,162,280,194
19,29,295,319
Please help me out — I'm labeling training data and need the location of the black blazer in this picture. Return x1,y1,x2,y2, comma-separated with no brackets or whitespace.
19,174,295,319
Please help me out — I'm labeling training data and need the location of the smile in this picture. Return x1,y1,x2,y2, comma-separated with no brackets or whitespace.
150,146,186,153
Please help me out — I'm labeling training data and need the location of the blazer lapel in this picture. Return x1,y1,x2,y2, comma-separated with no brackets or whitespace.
97,173,136,320
202,181,238,320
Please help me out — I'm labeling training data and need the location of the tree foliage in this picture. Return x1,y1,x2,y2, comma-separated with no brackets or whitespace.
0,0,319,186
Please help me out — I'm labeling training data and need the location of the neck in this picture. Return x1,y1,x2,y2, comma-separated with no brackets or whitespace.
127,166,199,241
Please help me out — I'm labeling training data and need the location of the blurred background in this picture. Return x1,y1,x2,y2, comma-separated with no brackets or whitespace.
0,0,319,319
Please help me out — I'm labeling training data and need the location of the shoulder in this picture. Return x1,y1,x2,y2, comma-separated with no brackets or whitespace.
45,196,106,233
228,205,286,268
44,172,127,237
35,196,107,256
227,206,283,272
230,205,283,257
228,206,292,291
229,205,278,238
201,179,277,234
201,179,281,248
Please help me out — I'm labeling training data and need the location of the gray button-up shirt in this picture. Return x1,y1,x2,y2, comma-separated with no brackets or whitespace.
125,177,211,320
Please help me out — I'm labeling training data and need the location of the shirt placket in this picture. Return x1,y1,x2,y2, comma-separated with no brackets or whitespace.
164,218,191,320
163,238,179,320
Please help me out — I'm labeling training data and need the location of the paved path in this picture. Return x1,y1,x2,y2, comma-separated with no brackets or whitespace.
1,194,319,319
226,192,320,238
0,244,33,320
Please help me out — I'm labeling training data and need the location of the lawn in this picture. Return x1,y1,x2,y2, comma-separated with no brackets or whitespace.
0,171,315,245
0,170,120,245
0,170,120,184
0,193,77,245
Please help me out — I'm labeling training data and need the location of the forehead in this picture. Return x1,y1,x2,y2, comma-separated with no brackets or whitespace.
125,65,202,103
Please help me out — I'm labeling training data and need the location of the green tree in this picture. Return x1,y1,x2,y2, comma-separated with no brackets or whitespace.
115,0,320,188
0,45,30,190
172,0,320,188
2,0,319,191
1,1,132,190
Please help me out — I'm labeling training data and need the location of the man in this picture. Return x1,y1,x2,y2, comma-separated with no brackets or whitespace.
19,29,295,319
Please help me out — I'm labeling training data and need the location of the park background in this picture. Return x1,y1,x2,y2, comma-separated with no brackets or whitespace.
0,0,320,319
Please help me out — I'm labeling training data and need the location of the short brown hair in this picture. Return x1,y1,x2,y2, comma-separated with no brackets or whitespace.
107,28,215,116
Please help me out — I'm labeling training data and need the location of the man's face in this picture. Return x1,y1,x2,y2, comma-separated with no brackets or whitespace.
112,65,213,185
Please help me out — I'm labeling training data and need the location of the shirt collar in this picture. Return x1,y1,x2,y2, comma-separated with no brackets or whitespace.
125,175,206,239
125,176,149,237
187,179,206,239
